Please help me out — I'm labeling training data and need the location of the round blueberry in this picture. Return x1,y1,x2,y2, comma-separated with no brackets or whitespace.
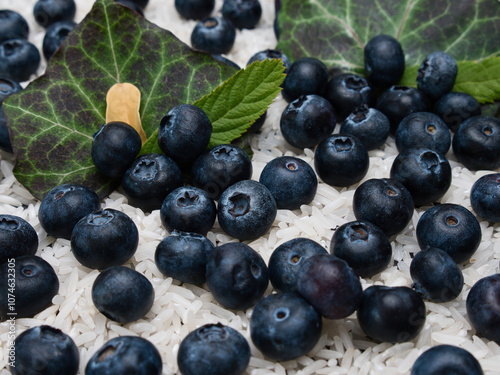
114,0,145,16
178,323,250,375
0,38,40,82
364,34,405,89
42,20,76,60
470,173,500,222
247,49,291,73
417,51,458,102
175,0,215,20
0,107,11,152
222,0,262,29
411,345,483,375
0,214,38,266
0,10,29,43
0,76,22,104
211,53,240,69
281,57,328,102
191,16,236,55
433,92,481,132
33,0,76,28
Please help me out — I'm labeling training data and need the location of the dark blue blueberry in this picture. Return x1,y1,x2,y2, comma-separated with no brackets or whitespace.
0,76,22,103
0,107,10,152
175,0,214,20
390,148,452,207
466,273,500,343
259,156,317,210
0,214,38,266
364,34,405,89
314,133,369,187
191,143,252,200
280,94,336,149
178,323,250,375
217,179,277,241
211,53,240,69
281,57,328,102
340,105,390,151
296,253,363,319
85,336,162,375
247,49,291,73
42,20,76,60
353,178,414,237
39,183,101,240
0,38,40,82
268,237,327,293
0,255,59,320
434,92,481,132
411,345,483,375
91,121,142,179
417,51,458,102
250,292,322,361
416,203,481,264
120,0,149,10
330,220,392,278
395,112,451,155
91,265,154,323
470,173,500,222
452,115,500,171
70,208,139,269
160,186,216,235
206,242,269,310
191,17,236,55
357,285,426,343
33,0,76,28
0,10,29,43
121,153,184,213
273,0,280,40
11,325,79,375
114,0,145,16
410,247,463,302
222,0,262,29
155,230,214,285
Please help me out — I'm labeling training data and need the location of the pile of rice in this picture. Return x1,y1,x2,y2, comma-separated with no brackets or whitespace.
1,1,500,374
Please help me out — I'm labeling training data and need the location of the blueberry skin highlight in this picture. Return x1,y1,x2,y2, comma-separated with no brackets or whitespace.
411,344,483,375
470,173,500,222
0,214,38,266
434,92,481,132
0,38,40,82
417,51,458,102
0,10,29,43
206,242,269,310
175,0,215,20
191,16,236,55
0,77,22,104
11,325,79,375
33,0,76,28
340,105,390,151
364,34,405,89
222,0,262,30
268,237,328,293
86,336,162,375
416,203,481,264
250,293,322,361
42,20,76,60
281,57,328,102
178,323,250,375
91,266,154,323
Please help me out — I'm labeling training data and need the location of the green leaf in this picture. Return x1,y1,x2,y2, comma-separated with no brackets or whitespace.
2,0,237,200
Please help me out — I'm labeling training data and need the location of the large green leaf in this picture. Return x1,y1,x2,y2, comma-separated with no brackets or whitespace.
2,0,237,200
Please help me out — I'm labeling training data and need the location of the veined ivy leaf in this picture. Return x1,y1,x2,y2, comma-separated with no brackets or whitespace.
2,0,237,200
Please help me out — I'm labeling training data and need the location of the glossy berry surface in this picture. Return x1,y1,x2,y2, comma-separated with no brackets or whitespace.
86,336,162,375
0,255,59,320
178,323,250,375
0,10,29,43
411,344,483,375
222,0,262,29
71,208,139,269
11,325,79,375
416,203,481,263
247,48,291,73
0,38,40,82
91,265,154,323
417,51,458,101
114,0,145,15
268,237,328,293
0,76,22,103
470,173,500,222
175,0,215,20
250,292,322,361
42,20,75,60
191,16,236,55
364,34,405,89
33,0,76,28
357,285,426,343
433,92,481,132
206,242,269,310
0,214,38,266
281,57,328,102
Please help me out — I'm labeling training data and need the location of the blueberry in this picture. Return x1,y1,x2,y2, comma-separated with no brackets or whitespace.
178,323,250,375
39,183,101,240
364,34,405,89
0,214,38,266
0,255,59,320
11,325,79,375
114,0,145,16
206,242,269,310
160,186,216,235
0,76,22,103
357,285,426,343
280,94,336,149
33,0,76,28
411,345,483,375
86,336,162,375
0,107,10,152
175,0,215,20
314,133,369,187
115,0,149,11
416,203,481,264
470,173,500,222
155,230,214,285
330,220,392,278
121,153,184,212
410,247,464,302
42,20,76,60
259,156,317,210
466,273,500,343
340,104,390,151
0,10,29,43
0,38,40,82
91,121,142,178
417,51,458,102
70,208,139,269
268,237,328,293
250,292,322,361
296,253,363,319
91,265,154,323
191,17,236,55
211,53,241,69
222,0,262,30
281,57,328,102
247,49,291,73
390,149,452,207
191,144,252,200
452,115,500,170
353,178,414,237
217,179,277,241
434,92,481,132
158,103,212,165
